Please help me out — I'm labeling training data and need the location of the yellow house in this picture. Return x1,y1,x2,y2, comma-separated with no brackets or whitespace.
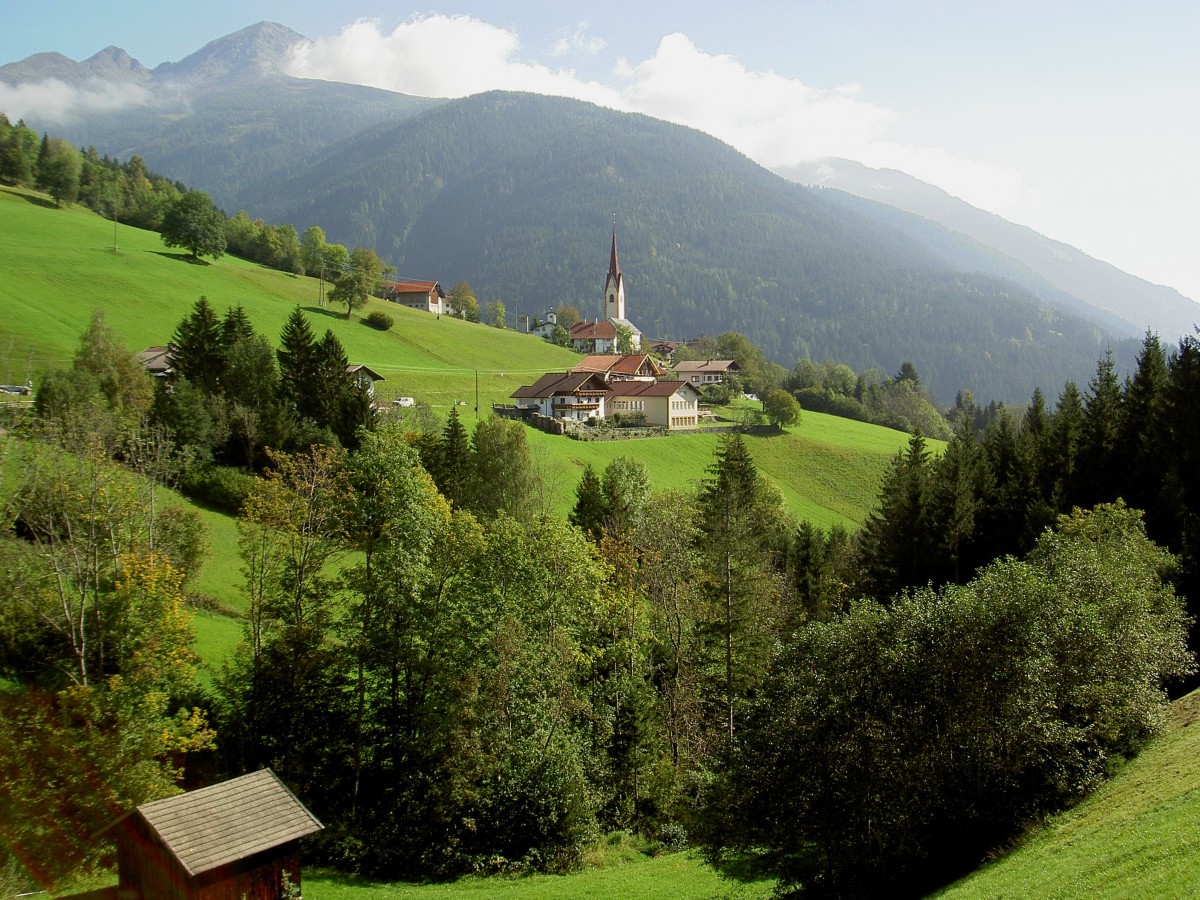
606,380,702,430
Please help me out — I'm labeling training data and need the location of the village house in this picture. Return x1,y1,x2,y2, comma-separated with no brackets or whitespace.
606,379,702,430
346,364,385,399
107,768,322,900
381,280,446,314
568,319,618,353
530,309,560,340
511,371,610,421
672,359,740,387
136,345,174,378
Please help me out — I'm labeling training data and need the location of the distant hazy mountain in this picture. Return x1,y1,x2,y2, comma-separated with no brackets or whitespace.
0,22,439,206
0,26,1142,403
779,159,1199,341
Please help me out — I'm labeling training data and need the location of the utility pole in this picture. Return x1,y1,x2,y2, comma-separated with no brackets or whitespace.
475,369,479,421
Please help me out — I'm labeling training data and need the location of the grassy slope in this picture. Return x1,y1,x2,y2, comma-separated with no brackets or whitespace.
932,689,1200,899
305,852,773,900
0,184,917,529
0,184,924,676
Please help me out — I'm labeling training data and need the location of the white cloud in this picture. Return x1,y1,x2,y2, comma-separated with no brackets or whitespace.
285,15,620,106
283,17,1027,218
551,21,606,58
0,77,153,123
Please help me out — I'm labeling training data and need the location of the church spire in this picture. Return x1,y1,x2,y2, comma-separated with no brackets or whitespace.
608,217,620,281
604,217,626,323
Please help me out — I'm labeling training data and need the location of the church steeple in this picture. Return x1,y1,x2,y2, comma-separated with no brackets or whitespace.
604,219,625,322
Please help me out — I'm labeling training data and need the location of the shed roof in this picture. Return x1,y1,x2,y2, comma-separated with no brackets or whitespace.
134,769,323,877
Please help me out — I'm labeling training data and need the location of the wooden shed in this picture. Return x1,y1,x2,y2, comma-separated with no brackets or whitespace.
111,769,322,900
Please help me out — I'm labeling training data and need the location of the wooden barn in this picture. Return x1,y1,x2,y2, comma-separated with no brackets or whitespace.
110,769,322,900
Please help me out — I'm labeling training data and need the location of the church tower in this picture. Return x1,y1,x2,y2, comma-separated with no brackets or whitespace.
604,224,625,322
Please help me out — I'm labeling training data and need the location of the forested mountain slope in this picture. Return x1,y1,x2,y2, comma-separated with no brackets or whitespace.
238,90,1134,403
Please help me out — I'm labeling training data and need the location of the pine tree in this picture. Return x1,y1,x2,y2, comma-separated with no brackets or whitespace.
569,464,606,539
438,407,472,508
277,308,317,421
856,432,933,600
1077,350,1123,508
170,296,225,394
696,433,782,748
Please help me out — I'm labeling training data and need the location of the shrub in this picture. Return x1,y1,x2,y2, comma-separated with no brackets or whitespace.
178,462,257,514
363,311,394,331
703,503,1195,897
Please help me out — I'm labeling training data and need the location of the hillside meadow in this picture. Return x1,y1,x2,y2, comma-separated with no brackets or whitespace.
0,183,928,676
932,689,1200,899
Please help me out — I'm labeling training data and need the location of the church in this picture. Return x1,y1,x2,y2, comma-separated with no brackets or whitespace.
562,225,644,352
601,224,643,351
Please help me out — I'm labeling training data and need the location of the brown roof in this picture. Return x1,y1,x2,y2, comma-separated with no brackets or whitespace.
136,345,173,375
606,379,699,399
383,280,444,297
568,320,618,341
347,363,385,382
134,769,322,877
571,354,666,378
512,372,608,400
672,359,739,374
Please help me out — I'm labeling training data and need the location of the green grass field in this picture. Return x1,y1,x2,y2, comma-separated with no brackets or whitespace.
0,183,929,676
305,855,773,900
932,689,1200,899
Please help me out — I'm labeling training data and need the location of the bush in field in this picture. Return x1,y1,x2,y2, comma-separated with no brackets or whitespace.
363,311,394,331
178,462,257,514
702,502,1195,897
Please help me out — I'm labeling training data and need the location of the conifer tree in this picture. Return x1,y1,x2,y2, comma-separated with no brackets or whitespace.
1118,332,1171,538
856,432,934,600
696,433,782,748
437,407,472,507
170,296,224,394
277,308,317,421
569,464,606,539
1077,350,1123,508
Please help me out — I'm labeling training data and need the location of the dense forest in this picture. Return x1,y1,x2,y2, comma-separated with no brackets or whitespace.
0,300,1193,896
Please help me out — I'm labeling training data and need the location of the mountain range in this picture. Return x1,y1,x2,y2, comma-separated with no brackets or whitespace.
4,22,1192,403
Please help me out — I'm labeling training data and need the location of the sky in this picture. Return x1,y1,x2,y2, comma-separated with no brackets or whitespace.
3,1,1198,303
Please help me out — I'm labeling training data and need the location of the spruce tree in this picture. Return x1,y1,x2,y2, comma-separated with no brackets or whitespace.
277,308,317,421
170,296,224,394
856,432,934,600
569,464,606,539
1077,350,1123,508
1118,332,1171,539
438,407,472,508
696,433,781,748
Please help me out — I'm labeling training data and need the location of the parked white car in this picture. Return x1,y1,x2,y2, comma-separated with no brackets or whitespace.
392,397,415,407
